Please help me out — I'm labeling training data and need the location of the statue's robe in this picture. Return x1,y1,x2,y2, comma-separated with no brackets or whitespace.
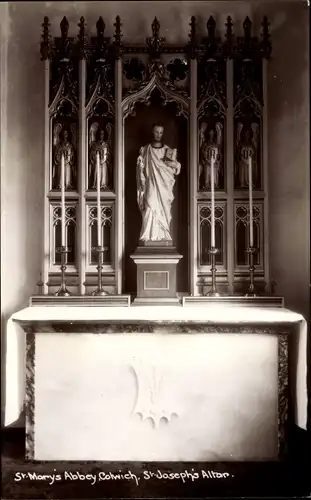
137,144,181,242
90,140,109,188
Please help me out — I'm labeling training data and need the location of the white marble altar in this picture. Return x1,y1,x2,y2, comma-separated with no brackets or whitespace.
5,305,307,462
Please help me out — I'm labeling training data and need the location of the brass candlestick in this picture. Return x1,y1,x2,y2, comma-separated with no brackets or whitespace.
245,246,257,296
205,247,221,297
55,246,71,297
92,246,109,296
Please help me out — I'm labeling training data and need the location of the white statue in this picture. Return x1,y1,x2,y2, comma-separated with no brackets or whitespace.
89,122,112,189
236,122,259,188
53,123,75,189
136,124,181,243
199,122,223,190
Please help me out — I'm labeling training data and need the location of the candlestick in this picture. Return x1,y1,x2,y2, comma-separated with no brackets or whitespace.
92,245,109,296
61,154,66,246
248,152,254,247
245,246,257,296
96,152,102,247
210,148,216,248
205,247,221,297
55,246,71,297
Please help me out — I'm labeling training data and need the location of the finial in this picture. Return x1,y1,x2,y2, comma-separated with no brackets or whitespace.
207,16,216,39
261,16,272,58
189,16,196,43
224,15,234,57
60,16,69,40
77,16,88,59
152,17,160,37
187,16,198,59
59,16,70,60
113,16,123,59
96,16,105,39
147,17,165,58
243,16,252,40
204,15,218,58
95,16,107,59
40,16,51,60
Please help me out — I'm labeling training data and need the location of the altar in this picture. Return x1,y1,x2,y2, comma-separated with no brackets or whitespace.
6,304,307,462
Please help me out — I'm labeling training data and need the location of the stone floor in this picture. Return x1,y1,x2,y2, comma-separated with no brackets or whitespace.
2,427,310,499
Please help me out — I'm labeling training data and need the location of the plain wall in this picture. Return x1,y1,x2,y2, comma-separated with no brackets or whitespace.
1,1,309,425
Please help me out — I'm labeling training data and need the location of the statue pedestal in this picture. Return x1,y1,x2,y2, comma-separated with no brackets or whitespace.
130,245,183,305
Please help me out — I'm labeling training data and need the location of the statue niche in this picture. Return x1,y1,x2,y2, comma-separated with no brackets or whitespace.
198,120,224,191
235,121,260,189
52,121,77,190
88,121,113,191
124,90,188,295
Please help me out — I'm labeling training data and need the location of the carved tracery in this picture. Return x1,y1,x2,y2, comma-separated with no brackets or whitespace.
41,14,271,295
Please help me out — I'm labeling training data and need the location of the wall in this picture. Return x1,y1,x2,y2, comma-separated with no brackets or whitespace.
1,1,309,425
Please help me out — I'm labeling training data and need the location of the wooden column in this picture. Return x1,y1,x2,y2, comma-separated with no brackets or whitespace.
115,58,123,294
189,57,198,296
43,58,50,294
78,59,86,295
262,58,270,291
226,58,234,294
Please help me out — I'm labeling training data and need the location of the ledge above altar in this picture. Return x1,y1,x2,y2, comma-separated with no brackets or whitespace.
5,304,307,462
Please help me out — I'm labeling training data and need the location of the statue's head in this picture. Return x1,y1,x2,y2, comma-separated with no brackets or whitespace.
99,129,105,141
244,128,252,141
208,129,215,139
62,129,69,141
200,122,208,133
152,124,164,142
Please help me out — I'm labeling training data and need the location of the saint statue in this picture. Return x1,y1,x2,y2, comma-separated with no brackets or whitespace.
89,122,112,190
199,122,223,190
53,125,75,189
136,124,181,243
236,122,259,188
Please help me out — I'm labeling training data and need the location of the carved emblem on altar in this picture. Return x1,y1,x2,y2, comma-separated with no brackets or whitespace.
131,358,178,428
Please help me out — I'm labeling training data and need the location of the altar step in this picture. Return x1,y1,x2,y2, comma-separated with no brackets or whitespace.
29,294,284,307
182,295,284,308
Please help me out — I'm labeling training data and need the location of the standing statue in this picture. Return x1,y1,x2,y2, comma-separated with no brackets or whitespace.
136,124,181,243
89,122,112,189
199,122,223,190
53,124,75,189
236,122,259,188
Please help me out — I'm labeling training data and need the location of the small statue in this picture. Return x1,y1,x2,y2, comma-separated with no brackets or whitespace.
137,124,181,242
89,122,112,189
53,123,75,189
199,122,223,190
236,122,259,188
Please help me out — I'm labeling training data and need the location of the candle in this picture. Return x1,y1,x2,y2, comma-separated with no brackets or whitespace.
248,151,254,247
96,152,102,247
60,154,66,247
210,148,216,248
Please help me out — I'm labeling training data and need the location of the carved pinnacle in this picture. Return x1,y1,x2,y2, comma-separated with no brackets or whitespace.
147,16,165,59
243,16,252,40
78,16,88,59
187,16,198,59
224,15,234,58
113,15,123,59
40,16,51,60
261,16,272,58
207,16,216,40
60,16,69,39
152,17,160,37
96,16,105,39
